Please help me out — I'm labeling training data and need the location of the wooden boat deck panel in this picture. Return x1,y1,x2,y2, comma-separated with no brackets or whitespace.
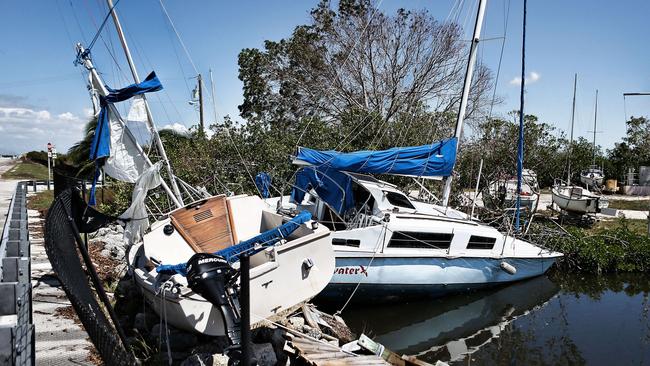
170,195,235,253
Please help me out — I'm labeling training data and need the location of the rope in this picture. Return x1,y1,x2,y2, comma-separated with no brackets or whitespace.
335,224,387,315
85,0,121,55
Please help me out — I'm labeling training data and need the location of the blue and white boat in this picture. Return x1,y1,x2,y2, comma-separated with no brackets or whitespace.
267,0,562,301
266,145,562,300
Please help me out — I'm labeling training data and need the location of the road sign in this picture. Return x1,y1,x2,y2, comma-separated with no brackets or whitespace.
47,152,52,158
47,142,52,152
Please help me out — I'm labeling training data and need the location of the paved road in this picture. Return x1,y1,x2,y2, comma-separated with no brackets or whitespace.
0,158,19,231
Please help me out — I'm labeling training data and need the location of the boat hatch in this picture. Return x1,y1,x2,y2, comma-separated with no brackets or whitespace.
388,232,453,249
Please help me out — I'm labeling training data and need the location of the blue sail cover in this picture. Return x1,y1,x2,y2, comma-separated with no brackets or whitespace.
89,71,163,161
291,138,457,214
295,138,457,178
88,71,162,205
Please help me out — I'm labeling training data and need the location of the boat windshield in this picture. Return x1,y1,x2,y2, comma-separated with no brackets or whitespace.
384,191,415,209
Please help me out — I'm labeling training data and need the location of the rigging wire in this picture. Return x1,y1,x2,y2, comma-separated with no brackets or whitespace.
158,0,199,75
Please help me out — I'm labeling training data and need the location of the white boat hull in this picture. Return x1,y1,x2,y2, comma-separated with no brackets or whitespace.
551,186,600,214
320,254,558,300
131,196,335,336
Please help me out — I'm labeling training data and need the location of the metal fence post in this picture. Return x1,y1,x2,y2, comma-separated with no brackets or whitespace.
240,253,251,366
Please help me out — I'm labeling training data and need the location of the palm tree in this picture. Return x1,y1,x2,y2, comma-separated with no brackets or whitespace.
67,117,97,177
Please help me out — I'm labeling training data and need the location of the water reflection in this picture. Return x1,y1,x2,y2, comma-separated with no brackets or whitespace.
341,273,650,365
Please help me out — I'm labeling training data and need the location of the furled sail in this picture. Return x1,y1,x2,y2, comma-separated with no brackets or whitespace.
88,72,162,204
294,138,457,178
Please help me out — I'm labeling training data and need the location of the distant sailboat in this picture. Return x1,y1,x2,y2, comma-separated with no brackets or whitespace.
552,75,607,215
483,169,540,214
580,90,605,188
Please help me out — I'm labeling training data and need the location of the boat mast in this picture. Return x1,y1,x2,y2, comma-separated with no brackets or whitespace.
105,0,184,207
441,0,488,206
76,44,181,208
591,89,598,167
514,0,527,232
567,74,577,184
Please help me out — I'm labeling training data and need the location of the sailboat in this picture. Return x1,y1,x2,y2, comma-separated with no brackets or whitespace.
580,90,605,188
482,169,540,213
267,0,562,301
74,0,335,338
552,76,608,215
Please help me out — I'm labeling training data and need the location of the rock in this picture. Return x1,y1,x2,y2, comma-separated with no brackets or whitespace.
212,353,230,366
252,327,289,365
180,353,213,366
252,343,277,366
288,316,304,329
151,324,199,351
302,325,322,339
151,351,189,365
134,312,158,335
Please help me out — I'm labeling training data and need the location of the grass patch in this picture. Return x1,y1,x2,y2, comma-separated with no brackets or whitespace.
544,218,650,273
2,160,49,180
591,218,648,235
27,190,54,212
607,199,650,211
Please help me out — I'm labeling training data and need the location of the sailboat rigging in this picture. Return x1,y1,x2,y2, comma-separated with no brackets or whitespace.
552,76,608,215
268,0,562,302
73,0,336,343
580,89,605,188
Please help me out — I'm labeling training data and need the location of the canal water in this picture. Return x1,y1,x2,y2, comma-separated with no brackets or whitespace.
339,272,650,365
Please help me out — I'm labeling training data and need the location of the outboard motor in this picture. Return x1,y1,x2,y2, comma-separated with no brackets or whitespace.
186,253,242,352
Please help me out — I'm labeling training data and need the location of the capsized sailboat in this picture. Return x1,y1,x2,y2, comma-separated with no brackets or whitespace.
73,2,335,339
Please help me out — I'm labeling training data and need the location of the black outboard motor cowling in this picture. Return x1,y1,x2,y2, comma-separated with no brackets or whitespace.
186,253,242,347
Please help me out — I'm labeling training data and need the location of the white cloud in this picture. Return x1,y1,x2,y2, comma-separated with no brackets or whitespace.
160,123,190,135
0,105,85,154
509,71,541,86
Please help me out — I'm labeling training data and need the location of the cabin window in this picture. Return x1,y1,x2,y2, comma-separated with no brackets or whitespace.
332,238,361,248
388,232,453,249
466,236,496,250
384,192,415,209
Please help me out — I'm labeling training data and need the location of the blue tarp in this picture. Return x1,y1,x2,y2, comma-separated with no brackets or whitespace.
88,71,162,205
255,172,272,198
291,166,355,214
291,138,458,214
295,138,457,178
156,211,312,276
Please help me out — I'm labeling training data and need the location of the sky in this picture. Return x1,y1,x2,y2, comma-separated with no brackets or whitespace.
0,0,649,155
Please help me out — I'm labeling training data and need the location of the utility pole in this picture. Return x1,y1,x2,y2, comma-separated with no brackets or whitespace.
197,74,205,135
441,0,488,206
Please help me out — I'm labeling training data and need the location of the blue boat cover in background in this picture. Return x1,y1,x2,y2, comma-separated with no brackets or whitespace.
88,71,162,205
295,137,457,178
255,172,272,198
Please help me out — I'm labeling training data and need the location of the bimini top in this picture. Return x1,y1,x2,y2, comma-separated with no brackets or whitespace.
293,137,457,178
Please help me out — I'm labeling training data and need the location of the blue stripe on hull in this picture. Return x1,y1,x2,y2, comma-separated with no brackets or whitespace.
319,256,556,301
